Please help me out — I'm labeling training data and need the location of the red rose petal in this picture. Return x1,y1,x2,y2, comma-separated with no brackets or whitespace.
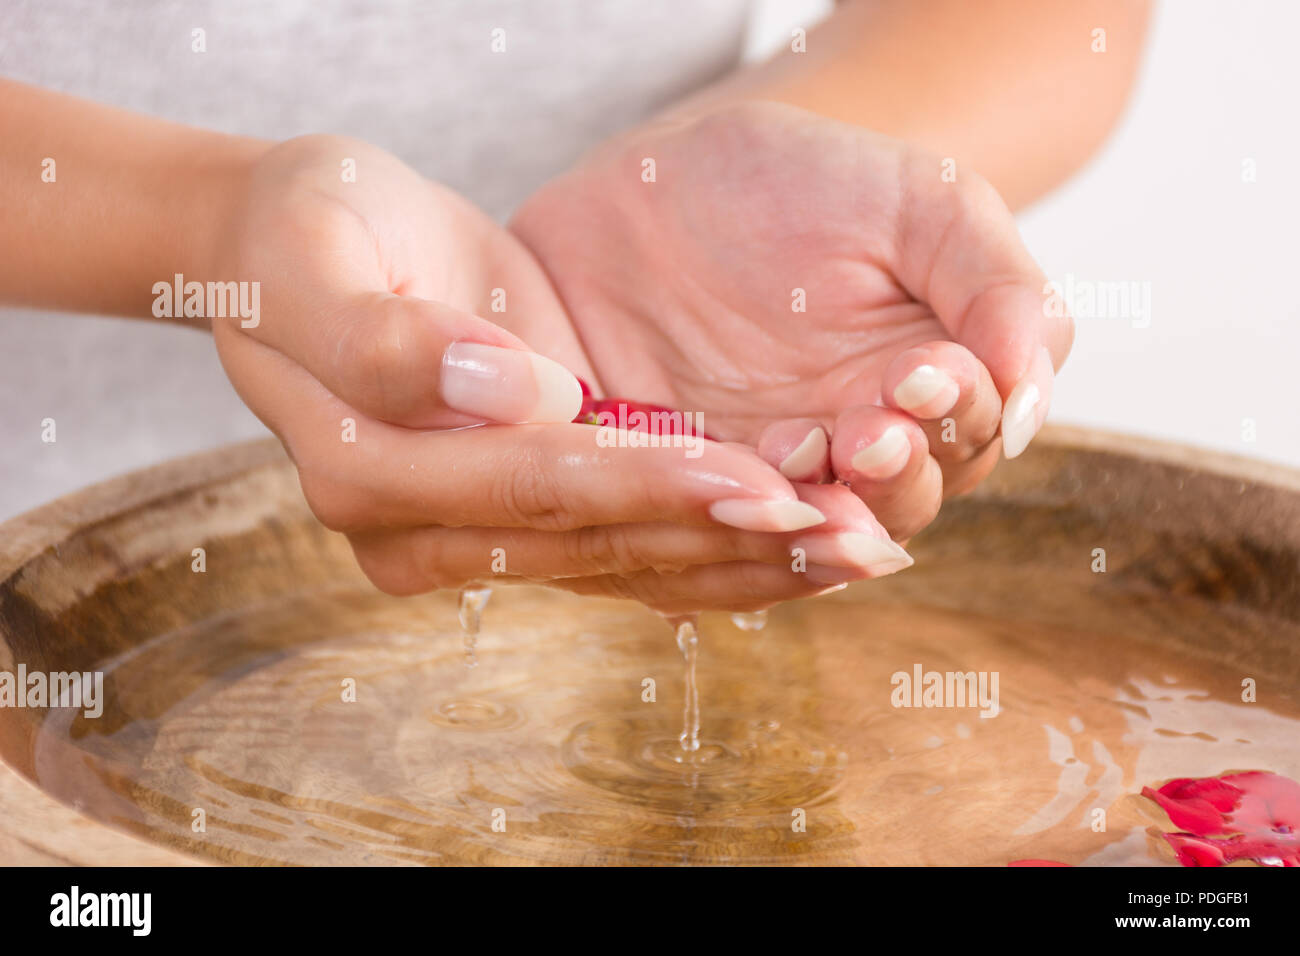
571,378,715,440
1143,771,1300,867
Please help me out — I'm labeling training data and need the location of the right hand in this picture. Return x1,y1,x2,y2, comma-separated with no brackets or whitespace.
210,136,914,614
512,103,1074,543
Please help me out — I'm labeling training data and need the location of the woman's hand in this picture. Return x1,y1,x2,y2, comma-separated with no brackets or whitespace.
510,102,1074,541
210,135,912,614
211,134,595,430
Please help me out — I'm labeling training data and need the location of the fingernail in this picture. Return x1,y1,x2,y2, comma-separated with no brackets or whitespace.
1001,347,1053,459
894,365,960,419
777,426,827,479
795,532,914,575
441,342,582,423
709,498,826,532
850,425,910,480
1001,381,1039,459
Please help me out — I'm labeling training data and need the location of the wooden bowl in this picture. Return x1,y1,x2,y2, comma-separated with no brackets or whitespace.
2,427,1298,865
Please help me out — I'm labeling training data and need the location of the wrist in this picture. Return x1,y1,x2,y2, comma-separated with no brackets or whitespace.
151,132,269,331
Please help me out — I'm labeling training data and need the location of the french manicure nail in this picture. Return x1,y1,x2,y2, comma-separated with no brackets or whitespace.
795,532,914,575
777,426,827,479
850,425,910,480
441,342,582,423
708,498,826,532
1001,380,1041,459
1001,346,1053,459
894,365,960,419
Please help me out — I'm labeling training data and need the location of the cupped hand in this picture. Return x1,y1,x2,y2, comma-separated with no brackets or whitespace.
209,135,909,613
510,102,1074,540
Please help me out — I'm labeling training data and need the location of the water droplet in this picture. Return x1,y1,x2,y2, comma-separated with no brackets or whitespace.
458,586,492,668
673,616,701,754
731,610,769,632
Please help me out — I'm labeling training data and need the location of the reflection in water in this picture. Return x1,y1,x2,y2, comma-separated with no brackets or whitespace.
30,586,1300,866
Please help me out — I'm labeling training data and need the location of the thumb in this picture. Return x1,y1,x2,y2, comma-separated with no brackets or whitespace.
894,166,1074,458
253,289,583,429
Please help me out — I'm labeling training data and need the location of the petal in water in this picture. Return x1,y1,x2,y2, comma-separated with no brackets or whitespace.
1142,771,1300,867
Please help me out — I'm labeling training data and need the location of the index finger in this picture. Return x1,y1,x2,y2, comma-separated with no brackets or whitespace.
224,330,826,534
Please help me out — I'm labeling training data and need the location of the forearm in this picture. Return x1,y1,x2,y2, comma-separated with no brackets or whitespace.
670,0,1152,210
0,79,266,324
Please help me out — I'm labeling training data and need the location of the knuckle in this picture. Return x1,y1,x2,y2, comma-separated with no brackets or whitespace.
492,442,576,530
734,562,775,600
347,300,413,417
567,525,642,575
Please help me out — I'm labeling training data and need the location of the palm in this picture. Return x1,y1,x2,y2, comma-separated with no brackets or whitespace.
511,103,949,441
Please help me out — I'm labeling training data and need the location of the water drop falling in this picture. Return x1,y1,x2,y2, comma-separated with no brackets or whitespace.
458,586,493,669
672,615,701,754
731,610,769,632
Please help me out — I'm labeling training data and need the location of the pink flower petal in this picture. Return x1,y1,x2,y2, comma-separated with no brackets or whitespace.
1144,771,1300,867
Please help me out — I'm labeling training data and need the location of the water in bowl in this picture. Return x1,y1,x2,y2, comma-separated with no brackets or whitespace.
30,585,1300,865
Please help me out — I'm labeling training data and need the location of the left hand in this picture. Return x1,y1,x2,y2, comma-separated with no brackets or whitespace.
511,102,1073,540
